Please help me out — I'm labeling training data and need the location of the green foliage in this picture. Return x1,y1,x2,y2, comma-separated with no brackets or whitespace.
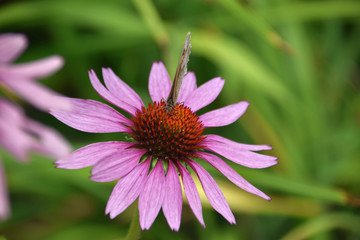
1,0,359,239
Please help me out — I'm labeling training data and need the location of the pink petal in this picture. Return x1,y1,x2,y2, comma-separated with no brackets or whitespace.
0,119,32,160
0,100,33,160
90,149,146,182
197,152,271,201
175,162,205,227
199,101,249,128
3,80,71,112
186,159,236,224
50,98,131,133
162,161,182,231
204,141,277,168
177,72,197,103
3,56,64,79
0,99,70,160
55,141,133,169
0,98,24,125
139,160,166,230
25,118,72,159
0,33,27,63
148,62,171,102
204,134,273,151
88,70,138,116
106,157,151,218
184,77,224,112
102,68,144,110
0,160,10,220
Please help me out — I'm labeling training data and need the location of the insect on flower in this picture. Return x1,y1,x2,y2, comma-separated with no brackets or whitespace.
166,32,191,113
51,32,277,231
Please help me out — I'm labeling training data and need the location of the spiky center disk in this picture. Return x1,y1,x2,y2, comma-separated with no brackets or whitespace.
129,100,206,161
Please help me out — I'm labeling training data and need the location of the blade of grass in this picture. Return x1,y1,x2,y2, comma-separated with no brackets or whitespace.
260,1,360,24
189,30,292,103
190,177,324,217
132,0,169,48
215,0,294,54
281,212,360,240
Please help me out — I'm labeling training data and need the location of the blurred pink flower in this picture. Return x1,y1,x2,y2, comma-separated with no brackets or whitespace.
51,62,277,231
0,33,70,111
0,160,9,220
0,33,72,220
0,99,70,160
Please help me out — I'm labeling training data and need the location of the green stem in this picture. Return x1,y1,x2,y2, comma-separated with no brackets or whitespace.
125,209,141,240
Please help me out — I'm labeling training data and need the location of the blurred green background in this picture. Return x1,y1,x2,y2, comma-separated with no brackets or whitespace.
1,0,360,239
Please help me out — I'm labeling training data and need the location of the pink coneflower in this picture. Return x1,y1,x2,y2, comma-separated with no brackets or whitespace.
51,62,277,231
0,33,69,111
0,33,71,220
0,98,71,219
52,61,277,230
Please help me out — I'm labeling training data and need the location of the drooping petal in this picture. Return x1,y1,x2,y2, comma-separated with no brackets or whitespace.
197,152,271,201
102,68,144,110
0,98,24,125
0,119,32,160
55,141,133,169
175,162,205,227
24,118,72,159
177,72,197,103
199,101,249,128
204,141,277,168
50,98,131,133
139,160,166,230
162,161,182,231
90,149,146,182
3,79,71,112
106,157,151,218
204,134,272,151
184,77,224,112
88,70,138,115
148,62,171,102
0,99,70,160
0,99,68,160
0,160,10,220
0,33,27,63
2,56,64,79
186,159,236,224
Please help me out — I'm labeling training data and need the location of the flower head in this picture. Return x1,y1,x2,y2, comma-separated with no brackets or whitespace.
0,33,71,220
51,62,277,231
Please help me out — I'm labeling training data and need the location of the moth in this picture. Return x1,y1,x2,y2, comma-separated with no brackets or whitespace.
165,32,192,113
